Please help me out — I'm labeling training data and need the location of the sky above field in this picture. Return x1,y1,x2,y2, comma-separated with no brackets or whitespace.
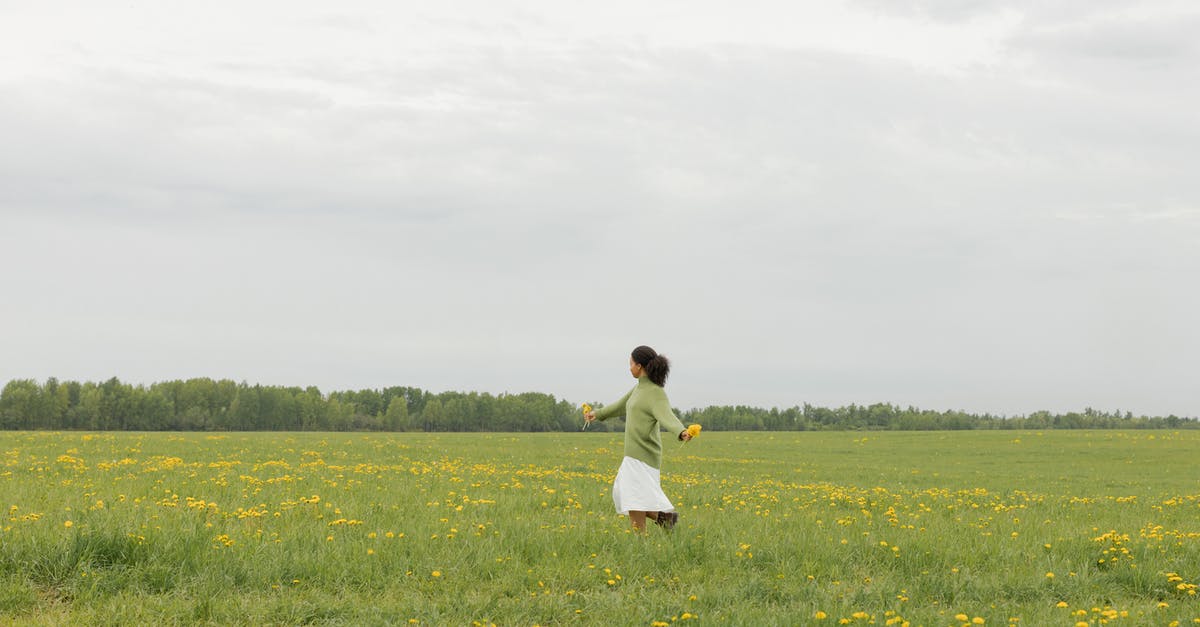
1,1,1198,417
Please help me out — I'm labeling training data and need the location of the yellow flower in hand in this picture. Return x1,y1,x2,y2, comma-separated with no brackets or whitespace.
679,423,702,448
581,403,593,430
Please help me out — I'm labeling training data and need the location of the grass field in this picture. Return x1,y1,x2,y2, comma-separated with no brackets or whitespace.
1,430,1199,626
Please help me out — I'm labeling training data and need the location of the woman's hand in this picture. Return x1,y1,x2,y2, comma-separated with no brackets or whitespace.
584,411,596,423
678,430,692,442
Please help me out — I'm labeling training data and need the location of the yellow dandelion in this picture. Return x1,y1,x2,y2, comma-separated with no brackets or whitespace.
1056,602,1069,608
431,571,441,578
955,614,968,622
63,520,73,528
1045,572,1054,579
814,611,827,620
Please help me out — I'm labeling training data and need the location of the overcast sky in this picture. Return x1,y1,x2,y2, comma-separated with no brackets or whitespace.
1,1,1197,417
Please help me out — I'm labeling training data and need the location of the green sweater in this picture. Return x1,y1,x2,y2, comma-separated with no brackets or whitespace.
594,375,687,469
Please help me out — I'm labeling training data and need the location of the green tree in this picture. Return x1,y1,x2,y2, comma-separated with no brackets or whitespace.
385,396,411,431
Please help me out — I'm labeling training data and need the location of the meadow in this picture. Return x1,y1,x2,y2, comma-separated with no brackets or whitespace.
1,430,1198,626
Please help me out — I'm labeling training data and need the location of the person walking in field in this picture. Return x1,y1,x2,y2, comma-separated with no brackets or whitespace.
584,345,692,533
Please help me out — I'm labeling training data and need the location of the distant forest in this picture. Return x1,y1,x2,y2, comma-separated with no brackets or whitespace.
0,377,1196,432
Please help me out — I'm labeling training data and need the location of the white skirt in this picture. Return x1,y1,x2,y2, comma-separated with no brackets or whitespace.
612,456,675,515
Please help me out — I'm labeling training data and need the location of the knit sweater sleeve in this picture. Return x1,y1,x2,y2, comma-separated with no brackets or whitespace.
594,386,633,421
652,391,687,437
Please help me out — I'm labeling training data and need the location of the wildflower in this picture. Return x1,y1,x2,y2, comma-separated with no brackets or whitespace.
973,619,984,625
63,520,73,528
431,571,441,578
1045,572,1054,579
581,404,593,430
1056,602,1069,608
955,614,968,622
815,611,828,620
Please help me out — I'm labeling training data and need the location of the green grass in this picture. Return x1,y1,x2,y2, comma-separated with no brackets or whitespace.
1,430,1199,625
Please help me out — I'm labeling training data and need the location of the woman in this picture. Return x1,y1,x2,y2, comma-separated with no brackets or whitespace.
585,345,692,532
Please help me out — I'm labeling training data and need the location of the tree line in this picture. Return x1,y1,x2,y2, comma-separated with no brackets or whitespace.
0,377,1195,432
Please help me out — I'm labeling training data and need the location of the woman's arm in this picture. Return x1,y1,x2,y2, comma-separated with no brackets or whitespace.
592,387,634,421
651,391,687,438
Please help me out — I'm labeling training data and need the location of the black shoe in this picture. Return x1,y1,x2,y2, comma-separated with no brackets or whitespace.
654,511,678,530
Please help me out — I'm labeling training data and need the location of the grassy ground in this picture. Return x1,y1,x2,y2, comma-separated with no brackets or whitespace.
1,429,1198,625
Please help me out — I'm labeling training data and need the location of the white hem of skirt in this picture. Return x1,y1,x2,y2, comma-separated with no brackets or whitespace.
612,456,675,515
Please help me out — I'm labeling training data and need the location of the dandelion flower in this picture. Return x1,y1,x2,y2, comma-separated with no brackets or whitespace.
679,424,702,448
814,611,827,620
63,520,73,528
431,571,441,578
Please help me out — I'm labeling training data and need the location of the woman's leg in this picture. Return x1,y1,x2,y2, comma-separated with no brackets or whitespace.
629,511,656,531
